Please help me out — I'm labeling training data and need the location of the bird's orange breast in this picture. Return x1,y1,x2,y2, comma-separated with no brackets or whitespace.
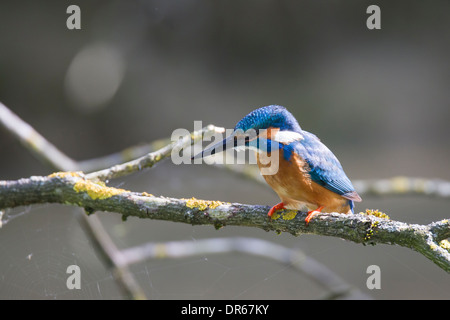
256,148,352,214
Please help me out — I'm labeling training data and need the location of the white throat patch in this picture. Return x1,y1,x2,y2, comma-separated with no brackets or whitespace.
273,130,303,144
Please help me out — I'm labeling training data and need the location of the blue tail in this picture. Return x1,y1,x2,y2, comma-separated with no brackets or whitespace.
349,200,355,213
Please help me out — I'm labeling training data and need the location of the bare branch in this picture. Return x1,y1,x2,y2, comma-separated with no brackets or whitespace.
215,162,450,199
78,210,147,300
0,102,78,171
120,237,371,299
353,177,450,198
76,138,170,173
85,124,224,181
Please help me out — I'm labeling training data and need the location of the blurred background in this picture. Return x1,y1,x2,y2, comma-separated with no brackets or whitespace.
0,0,449,299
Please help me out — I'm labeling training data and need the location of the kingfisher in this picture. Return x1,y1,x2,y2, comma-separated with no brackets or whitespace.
192,105,361,224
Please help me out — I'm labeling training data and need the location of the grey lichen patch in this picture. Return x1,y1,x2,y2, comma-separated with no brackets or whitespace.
207,205,235,220
440,239,450,253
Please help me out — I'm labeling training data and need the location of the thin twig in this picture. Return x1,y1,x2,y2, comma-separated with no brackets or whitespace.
120,237,371,299
78,210,147,300
214,162,450,199
85,124,224,181
0,102,78,171
77,139,170,173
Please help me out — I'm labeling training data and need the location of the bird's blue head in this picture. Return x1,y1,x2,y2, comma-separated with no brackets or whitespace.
192,105,303,159
234,105,302,133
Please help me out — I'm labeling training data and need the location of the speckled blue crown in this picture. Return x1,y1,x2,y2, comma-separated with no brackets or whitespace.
234,105,302,133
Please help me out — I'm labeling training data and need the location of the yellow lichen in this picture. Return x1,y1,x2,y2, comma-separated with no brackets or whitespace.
73,179,128,200
271,212,281,220
270,210,298,220
208,201,224,209
185,197,208,210
281,211,298,220
360,209,390,220
184,197,225,211
49,171,83,178
364,220,381,241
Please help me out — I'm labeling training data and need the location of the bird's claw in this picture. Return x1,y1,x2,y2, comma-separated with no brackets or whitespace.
305,206,324,225
268,202,285,220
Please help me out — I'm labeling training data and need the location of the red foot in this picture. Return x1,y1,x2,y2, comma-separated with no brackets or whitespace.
305,206,324,225
268,202,285,219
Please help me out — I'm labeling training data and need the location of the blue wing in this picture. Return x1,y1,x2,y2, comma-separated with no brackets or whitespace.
284,131,361,202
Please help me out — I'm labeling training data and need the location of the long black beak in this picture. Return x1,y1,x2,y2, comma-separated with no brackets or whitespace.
191,133,236,160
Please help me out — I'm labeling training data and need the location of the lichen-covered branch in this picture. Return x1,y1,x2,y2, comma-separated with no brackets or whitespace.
1,172,449,272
